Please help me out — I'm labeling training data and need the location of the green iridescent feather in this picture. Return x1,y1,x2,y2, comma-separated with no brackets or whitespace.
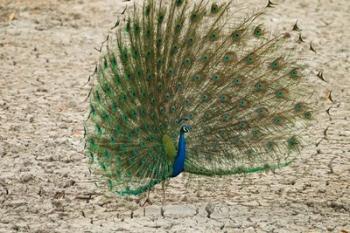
84,0,316,196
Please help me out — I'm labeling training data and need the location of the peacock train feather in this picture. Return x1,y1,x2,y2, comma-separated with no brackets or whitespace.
84,0,320,196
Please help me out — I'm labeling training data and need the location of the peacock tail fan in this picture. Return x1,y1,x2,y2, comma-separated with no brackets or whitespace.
84,0,321,196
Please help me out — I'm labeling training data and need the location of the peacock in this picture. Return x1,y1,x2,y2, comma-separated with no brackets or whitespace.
84,0,322,198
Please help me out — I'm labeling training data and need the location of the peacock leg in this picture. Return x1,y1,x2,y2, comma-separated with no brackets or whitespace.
140,189,152,207
161,180,166,206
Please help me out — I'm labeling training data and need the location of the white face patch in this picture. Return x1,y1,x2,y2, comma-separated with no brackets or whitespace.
182,125,192,133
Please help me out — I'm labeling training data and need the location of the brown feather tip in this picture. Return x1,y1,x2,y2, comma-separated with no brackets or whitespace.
266,0,277,8
310,42,316,53
317,71,326,82
297,33,305,43
111,19,120,29
328,91,334,103
292,21,301,31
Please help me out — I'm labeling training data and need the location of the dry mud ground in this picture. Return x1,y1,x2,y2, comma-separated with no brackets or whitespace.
0,0,349,232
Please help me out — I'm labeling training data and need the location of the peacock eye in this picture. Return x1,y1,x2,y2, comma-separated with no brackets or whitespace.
211,3,219,14
192,73,201,81
231,136,241,146
111,102,117,114
239,98,248,108
275,88,287,99
175,0,183,6
254,26,263,38
289,68,299,79
287,136,299,149
145,28,152,37
136,68,143,77
122,114,128,122
276,91,283,97
272,115,283,125
190,13,198,21
175,23,182,32
146,73,153,81
294,102,303,112
209,32,218,41
168,68,175,76
183,57,192,66
201,95,209,102
145,50,152,58
211,74,220,81
171,45,179,54
156,38,162,46
157,58,162,67
238,120,248,129
266,141,275,150
187,37,194,46
144,5,151,16
139,108,146,117
223,113,231,121
131,110,137,119
233,77,242,85
304,111,312,120
122,94,127,101
256,107,267,115
133,49,140,57
200,54,209,62
245,54,255,64
133,23,140,34
254,81,265,92
219,95,227,103
271,59,280,70
223,52,235,63
251,128,262,139
231,31,241,42
176,82,183,91
187,113,193,120
158,14,165,23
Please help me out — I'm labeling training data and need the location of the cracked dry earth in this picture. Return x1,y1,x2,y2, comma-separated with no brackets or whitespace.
0,0,349,232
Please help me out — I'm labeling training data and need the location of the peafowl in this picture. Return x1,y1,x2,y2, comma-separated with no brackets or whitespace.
84,0,322,198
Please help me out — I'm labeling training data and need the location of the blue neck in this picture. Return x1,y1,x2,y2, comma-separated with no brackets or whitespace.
171,132,186,177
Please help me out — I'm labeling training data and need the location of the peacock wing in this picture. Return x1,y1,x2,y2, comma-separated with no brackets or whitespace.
85,0,184,195
169,2,316,176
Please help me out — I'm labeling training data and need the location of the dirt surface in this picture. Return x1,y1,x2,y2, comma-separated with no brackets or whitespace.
0,0,349,232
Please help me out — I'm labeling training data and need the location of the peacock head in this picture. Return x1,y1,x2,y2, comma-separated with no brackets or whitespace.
180,125,192,134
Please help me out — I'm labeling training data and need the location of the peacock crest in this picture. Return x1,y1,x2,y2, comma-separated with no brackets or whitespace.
84,0,324,197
